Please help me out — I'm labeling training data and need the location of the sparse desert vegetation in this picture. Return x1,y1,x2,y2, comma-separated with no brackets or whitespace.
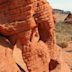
56,21,72,48
54,9,72,72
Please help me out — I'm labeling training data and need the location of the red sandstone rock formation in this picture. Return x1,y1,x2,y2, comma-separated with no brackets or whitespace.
49,45,71,72
0,0,71,72
0,36,21,72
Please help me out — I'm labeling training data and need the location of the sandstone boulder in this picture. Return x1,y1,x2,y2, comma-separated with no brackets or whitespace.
49,45,71,72
22,41,50,72
0,0,71,72
0,36,21,72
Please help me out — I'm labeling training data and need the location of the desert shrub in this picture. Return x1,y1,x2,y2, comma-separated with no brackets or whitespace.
57,42,68,48
56,22,72,48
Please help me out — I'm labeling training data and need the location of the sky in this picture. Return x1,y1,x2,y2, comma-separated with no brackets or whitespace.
48,0,72,12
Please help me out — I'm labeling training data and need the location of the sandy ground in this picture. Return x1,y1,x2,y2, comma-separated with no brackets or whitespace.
63,42,72,52
62,42,72,72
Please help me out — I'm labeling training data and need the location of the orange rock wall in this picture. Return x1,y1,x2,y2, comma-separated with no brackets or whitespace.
0,0,70,72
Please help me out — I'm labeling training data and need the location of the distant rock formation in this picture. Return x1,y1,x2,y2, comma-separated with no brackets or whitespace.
53,9,72,22
53,9,71,14
64,13,72,24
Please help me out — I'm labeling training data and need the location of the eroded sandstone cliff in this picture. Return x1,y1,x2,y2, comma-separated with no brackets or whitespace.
0,0,71,72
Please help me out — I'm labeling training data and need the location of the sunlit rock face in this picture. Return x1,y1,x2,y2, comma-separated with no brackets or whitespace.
0,0,71,72
0,36,21,72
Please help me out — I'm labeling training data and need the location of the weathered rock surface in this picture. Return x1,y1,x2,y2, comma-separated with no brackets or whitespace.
0,0,71,72
22,41,50,72
49,45,71,72
0,36,21,72
13,44,28,72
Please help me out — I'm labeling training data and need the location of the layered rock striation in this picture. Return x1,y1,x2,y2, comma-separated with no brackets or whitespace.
0,0,70,72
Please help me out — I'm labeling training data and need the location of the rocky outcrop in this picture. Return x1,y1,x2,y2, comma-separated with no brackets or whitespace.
64,13,72,24
49,45,71,72
0,0,71,72
22,41,50,72
0,36,21,72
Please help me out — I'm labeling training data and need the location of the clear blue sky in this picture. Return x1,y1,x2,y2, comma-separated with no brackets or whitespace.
48,0,72,12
